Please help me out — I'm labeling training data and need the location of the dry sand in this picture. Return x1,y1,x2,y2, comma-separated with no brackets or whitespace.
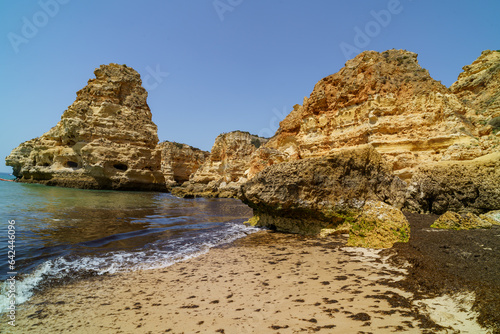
3,231,486,333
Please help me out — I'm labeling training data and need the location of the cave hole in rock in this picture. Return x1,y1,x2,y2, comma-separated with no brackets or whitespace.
113,163,128,171
65,161,79,168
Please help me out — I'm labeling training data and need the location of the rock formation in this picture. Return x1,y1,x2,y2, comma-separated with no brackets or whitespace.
431,211,492,230
6,64,166,190
172,131,267,198
405,152,500,214
450,50,500,127
240,49,500,241
157,141,209,187
241,145,409,247
246,49,500,181
480,210,500,226
347,200,409,248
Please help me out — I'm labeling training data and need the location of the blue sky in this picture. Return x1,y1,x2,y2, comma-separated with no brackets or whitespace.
1,0,499,173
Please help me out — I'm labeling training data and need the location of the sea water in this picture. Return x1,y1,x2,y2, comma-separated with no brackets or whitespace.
0,173,257,312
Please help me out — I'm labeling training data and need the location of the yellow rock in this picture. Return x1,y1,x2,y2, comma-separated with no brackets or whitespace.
431,211,492,230
6,64,165,190
347,200,410,249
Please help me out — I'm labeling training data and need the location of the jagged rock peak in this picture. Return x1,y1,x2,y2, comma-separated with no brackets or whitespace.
74,63,151,112
313,49,448,110
6,63,165,190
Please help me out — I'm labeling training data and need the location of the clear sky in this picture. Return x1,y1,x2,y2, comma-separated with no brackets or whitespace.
1,0,499,172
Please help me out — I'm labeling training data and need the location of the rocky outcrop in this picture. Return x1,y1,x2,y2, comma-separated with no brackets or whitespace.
405,152,500,214
347,200,409,248
172,131,267,198
157,141,209,187
480,210,500,226
451,50,500,127
241,145,409,247
246,49,500,181
431,211,492,230
5,64,166,190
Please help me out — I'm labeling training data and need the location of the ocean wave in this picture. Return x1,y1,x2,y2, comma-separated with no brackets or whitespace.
0,222,260,313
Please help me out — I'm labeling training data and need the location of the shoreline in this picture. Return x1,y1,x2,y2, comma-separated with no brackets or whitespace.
4,220,494,333
6,231,426,333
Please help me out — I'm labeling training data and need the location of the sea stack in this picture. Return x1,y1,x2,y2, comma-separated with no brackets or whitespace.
5,64,166,191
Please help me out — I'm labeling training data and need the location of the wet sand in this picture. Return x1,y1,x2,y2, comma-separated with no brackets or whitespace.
4,214,497,333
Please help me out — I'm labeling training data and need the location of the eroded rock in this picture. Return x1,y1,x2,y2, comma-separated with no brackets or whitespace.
431,211,492,230
157,141,209,187
405,152,500,214
5,64,165,190
172,131,267,198
246,50,500,182
347,200,410,249
451,50,500,126
240,145,409,246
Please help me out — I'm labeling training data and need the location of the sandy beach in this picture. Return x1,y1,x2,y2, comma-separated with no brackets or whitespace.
4,219,495,334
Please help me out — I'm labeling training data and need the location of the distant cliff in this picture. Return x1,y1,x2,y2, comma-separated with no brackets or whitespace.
157,141,209,187
6,64,166,190
172,131,267,198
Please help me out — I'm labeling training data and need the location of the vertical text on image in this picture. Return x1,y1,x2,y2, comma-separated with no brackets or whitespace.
6,220,17,326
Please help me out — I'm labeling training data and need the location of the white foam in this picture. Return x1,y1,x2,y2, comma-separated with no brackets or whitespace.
0,222,260,313
0,261,53,313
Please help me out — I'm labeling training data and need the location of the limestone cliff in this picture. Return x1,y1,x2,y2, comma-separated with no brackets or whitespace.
157,141,209,186
172,131,267,198
247,49,499,181
451,50,500,126
6,64,166,190
240,49,500,240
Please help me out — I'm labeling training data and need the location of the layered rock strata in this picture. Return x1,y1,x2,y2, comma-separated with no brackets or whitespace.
240,50,500,240
6,64,166,190
241,145,409,248
450,50,500,126
157,141,209,187
246,49,500,181
172,131,267,198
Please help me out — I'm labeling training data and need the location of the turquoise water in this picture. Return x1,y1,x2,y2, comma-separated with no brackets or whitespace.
0,173,256,312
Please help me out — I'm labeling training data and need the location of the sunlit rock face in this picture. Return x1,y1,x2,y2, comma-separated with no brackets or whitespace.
239,49,500,238
246,49,500,181
171,131,268,198
6,64,166,190
451,50,500,125
157,141,209,187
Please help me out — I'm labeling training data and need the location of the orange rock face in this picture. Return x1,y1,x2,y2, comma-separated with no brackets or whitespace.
451,50,500,124
246,50,500,181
